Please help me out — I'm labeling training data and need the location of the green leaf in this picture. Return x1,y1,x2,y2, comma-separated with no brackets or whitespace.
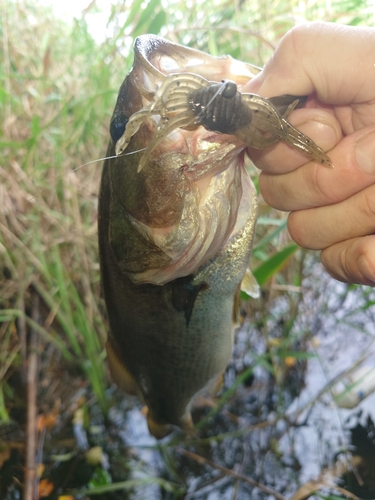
124,0,146,29
31,115,40,135
253,219,287,251
208,30,219,56
253,243,299,285
135,0,162,33
256,217,286,226
148,9,167,34
278,351,315,360
88,467,112,488
78,477,183,495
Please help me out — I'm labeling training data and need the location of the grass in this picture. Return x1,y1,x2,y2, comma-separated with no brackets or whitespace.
1,0,375,498
0,0,123,414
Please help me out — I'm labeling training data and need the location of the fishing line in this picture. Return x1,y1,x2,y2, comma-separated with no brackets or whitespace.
72,148,148,171
27,148,147,202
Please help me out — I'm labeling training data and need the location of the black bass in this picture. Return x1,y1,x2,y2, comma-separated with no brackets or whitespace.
99,35,331,438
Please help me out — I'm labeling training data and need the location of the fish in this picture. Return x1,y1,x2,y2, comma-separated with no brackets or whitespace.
98,34,331,438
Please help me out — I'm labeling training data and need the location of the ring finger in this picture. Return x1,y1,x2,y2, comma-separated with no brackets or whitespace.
287,182,375,250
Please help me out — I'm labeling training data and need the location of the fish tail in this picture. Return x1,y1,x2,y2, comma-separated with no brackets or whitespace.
146,410,174,439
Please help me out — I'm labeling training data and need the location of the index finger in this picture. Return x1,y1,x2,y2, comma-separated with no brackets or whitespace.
259,124,375,211
244,22,375,107
247,106,341,174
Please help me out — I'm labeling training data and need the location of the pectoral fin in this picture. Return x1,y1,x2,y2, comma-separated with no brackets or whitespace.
172,276,208,327
240,268,260,299
212,371,225,394
106,336,139,395
145,411,173,439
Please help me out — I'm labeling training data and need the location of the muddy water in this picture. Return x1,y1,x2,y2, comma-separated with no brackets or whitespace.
107,259,375,499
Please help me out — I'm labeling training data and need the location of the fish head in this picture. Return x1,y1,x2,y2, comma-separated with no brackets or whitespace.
106,35,259,286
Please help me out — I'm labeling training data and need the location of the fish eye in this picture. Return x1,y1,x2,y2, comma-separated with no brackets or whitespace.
221,80,237,98
110,113,129,143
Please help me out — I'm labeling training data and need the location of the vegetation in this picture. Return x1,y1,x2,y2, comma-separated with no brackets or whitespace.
1,0,375,499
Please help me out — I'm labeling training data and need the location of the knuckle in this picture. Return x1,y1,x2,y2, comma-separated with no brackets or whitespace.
250,151,273,173
320,248,345,282
360,187,375,225
321,243,354,284
339,244,353,282
258,173,280,207
306,164,334,205
356,185,375,231
322,237,375,286
287,211,310,248
357,237,375,283
287,23,318,57
288,25,307,52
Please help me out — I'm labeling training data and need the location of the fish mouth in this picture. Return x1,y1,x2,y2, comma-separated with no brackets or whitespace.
133,34,258,93
115,36,260,170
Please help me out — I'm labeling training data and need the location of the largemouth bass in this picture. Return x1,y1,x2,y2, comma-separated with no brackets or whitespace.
99,35,331,438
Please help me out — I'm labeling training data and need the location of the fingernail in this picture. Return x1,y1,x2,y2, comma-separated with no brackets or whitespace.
355,130,375,175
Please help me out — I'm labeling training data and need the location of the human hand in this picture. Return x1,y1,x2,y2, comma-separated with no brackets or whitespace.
244,22,375,286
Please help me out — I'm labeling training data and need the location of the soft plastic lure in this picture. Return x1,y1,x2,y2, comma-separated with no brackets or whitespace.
115,73,332,172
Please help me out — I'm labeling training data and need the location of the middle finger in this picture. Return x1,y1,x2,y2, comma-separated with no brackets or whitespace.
259,125,375,211
287,182,375,250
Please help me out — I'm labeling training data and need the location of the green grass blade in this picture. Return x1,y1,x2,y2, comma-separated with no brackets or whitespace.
253,243,299,285
76,477,184,495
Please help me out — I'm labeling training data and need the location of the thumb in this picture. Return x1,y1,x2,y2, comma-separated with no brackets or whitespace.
244,22,375,105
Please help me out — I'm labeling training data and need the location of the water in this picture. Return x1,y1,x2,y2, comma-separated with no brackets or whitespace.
2,259,375,499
